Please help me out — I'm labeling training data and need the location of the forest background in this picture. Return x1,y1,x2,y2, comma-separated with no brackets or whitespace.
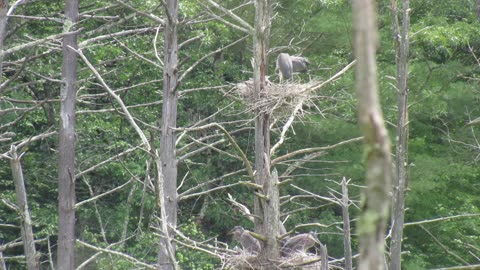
1,0,480,269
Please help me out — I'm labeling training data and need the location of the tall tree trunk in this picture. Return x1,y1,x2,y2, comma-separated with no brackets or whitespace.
0,251,5,270
341,178,353,270
476,0,480,22
9,146,39,270
58,0,79,269
352,1,392,270
0,0,8,79
390,1,410,270
252,0,279,265
157,0,179,269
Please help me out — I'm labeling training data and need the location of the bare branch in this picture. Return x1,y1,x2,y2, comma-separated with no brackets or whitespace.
431,265,480,270
290,184,340,206
176,123,255,182
79,27,156,48
179,181,242,201
178,169,245,198
420,225,468,265
227,193,255,222
201,0,254,33
292,60,356,95
280,151,325,178
177,35,249,87
113,37,160,67
197,1,250,34
77,240,156,269
272,136,363,166
75,178,135,209
0,31,78,58
113,0,164,24
179,34,204,50
73,47,151,151
76,146,141,178
270,97,305,156
177,138,226,162
76,237,134,270
7,0,26,16
404,213,480,227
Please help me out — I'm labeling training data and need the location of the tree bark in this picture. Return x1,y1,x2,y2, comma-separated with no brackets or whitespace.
390,0,410,269
252,0,279,265
262,169,280,260
476,0,480,22
9,146,39,270
341,177,353,270
320,243,329,270
58,0,79,269
352,1,392,270
157,0,179,269
0,251,5,270
0,0,7,78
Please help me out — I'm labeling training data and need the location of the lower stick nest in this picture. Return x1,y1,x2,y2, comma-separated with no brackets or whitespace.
224,250,324,269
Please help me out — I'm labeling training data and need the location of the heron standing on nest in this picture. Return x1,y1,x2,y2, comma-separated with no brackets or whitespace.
276,53,310,82
280,232,320,256
229,226,262,254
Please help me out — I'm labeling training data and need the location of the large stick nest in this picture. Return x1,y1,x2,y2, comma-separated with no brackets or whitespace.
223,250,325,269
232,79,323,119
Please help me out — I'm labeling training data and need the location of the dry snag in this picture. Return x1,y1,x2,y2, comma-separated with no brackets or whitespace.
352,0,392,269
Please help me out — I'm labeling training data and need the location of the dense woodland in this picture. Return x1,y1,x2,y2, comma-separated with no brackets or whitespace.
1,0,480,269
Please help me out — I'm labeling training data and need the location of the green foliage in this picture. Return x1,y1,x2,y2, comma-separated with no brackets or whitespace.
176,219,218,270
2,0,480,268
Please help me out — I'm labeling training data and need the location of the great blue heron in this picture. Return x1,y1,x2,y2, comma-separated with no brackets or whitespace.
229,226,262,254
280,232,319,256
276,53,310,82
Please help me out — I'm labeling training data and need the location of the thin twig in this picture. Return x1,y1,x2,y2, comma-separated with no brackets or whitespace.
73,47,151,151
77,240,155,269
404,213,480,227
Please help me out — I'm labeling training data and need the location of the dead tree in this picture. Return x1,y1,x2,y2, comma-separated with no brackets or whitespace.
252,0,281,265
158,0,179,269
352,0,392,270
0,0,8,77
57,0,79,269
8,145,39,270
476,0,480,22
390,0,410,269
341,177,353,270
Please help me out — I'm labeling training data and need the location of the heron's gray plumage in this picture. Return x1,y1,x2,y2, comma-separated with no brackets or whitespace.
280,232,319,256
230,226,262,254
291,56,310,73
276,53,293,81
276,53,310,82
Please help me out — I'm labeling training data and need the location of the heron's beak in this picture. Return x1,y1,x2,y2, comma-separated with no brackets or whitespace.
311,233,321,244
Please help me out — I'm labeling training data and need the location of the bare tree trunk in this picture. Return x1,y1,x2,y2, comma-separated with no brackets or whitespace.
320,243,329,270
0,251,5,270
0,0,7,78
157,0,179,269
390,0,410,269
352,1,392,270
58,0,79,269
262,169,280,261
9,146,39,270
476,0,480,22
341,177,353,270
120,183,136,248
252,0,279,265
